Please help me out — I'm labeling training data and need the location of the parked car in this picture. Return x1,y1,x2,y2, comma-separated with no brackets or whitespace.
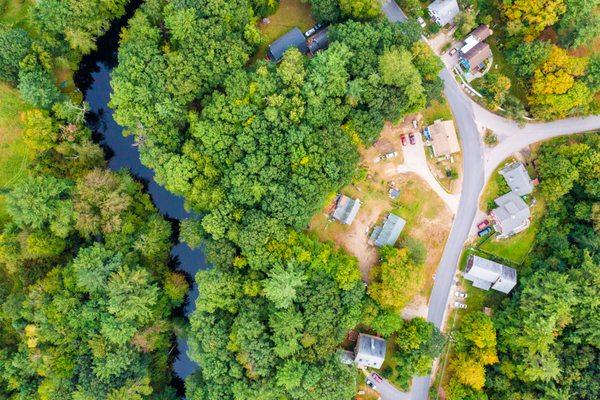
400,134,407,146
365,378,377,390
409,133,416,145
477,219,490,230
381,151,398,160
454,302,467,309
304,23,323,37
449,48,458,56
455,291,467,298
417,16,426,28
412,119,418,129
371,373,383,383
478,226,493,237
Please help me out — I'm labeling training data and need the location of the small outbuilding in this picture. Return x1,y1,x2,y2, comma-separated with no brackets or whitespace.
355,333,387,369
428,119,460,157
490,191,530,238
428,0,460,26
499,162,534,196
331,195,361,225
370,213,406,247
464,255,517,293
339,350,356,366
267,27,309,62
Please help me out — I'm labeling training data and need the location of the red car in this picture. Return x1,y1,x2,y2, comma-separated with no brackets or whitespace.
409,132,416,145
371,373,383,383
477,220,490,230
400,134,407,146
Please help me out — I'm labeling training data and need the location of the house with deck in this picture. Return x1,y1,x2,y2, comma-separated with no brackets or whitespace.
464,255,517,293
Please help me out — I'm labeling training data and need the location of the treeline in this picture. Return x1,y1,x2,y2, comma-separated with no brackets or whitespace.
465,0,599,120
110,0,445,397
0,1,188,399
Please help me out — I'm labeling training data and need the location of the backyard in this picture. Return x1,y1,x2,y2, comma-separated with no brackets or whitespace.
254,0,315,60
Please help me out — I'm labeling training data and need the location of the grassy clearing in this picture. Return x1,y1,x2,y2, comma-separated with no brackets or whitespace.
254,0,315,60
0,83,31,224
422,100,452,125
487,38,529,104
478,159,514,211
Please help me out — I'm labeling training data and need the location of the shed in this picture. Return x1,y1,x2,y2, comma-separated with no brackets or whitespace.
267,27,309,62
354,333,387,369
307,28,329,54
428,119,460,157
490,191,530,238
428,0,460,26
339,350,356,365
370,213,406,247
331,195,361,225
464,255,517,293
499,162,534,196
460,42,491,72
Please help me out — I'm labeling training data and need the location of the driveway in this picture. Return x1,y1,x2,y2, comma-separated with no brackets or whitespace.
381,0,407,22
396,133,460,214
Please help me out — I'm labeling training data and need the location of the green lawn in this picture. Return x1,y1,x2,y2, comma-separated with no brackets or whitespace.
0,83,31,225
479,159,514,211
422,99,453,125
254,0,315,60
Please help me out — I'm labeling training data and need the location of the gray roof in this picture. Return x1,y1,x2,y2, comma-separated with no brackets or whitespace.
492,191,530,236
471,24,493,41
267,28,309,62
332,195,360,225
307,28,329,54
339,350,355,365
370,213,406,247
500,162,534,196
464,255,517,293
428,0,460,26
355,333,386,368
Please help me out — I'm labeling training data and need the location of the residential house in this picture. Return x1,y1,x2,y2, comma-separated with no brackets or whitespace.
354,333,387,369
460,42,492,72
464,255,517,293
428,0,460,26
490,191,530,238
370,213,406,247
460,24,493,54
331,195,361,225
427,119,460,157
499,162,534,196
267,27,309,62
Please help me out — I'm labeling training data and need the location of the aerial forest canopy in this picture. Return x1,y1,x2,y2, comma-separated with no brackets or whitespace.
109,0,443,398
0,1,188,399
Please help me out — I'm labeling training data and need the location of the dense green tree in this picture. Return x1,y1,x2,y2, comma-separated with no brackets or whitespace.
556,0,600,49
0,26,31,86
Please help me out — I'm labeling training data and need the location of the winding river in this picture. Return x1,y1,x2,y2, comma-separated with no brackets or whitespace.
73,0,205,385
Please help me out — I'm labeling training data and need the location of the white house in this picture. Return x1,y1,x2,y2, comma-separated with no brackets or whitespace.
354,333,387,369
464,255,517,293
428,0,460,26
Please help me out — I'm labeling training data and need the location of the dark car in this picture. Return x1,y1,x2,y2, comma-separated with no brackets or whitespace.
371,373,383,383
365,378,377,390
400,134,407,146
478,226,492,237
409,132,416,145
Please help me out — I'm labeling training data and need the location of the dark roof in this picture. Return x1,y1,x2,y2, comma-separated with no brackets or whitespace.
463,42,492,71
267,27,309,62
471,24,493,41
307,28,329,54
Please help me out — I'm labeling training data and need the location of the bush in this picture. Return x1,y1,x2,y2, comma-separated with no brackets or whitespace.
484,130,497,146
446,168,459,180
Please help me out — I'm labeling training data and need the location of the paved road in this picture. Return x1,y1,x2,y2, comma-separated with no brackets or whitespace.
380,2,600,399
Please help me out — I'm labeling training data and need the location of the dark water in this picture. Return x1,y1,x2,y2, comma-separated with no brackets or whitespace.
74,0,205,385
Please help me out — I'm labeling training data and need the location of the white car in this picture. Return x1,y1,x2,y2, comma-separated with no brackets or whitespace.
455,291,467,298
381,151,398,160
417,17,426,28
412,119,418,129
454,301,467,309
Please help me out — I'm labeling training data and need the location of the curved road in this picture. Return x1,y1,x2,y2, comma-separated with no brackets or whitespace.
381,2,600,399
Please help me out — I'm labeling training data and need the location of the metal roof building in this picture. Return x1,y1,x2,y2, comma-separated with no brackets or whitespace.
370,213,406,247
267,27,309,62
331,195,361,225
499,162,534,196
354,333,387,369
464,255,517,293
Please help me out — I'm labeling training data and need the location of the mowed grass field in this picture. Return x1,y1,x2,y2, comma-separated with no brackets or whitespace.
254,0,315,60
0,83,31,224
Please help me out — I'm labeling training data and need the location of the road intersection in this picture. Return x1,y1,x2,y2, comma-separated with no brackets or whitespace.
380,2,600,399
